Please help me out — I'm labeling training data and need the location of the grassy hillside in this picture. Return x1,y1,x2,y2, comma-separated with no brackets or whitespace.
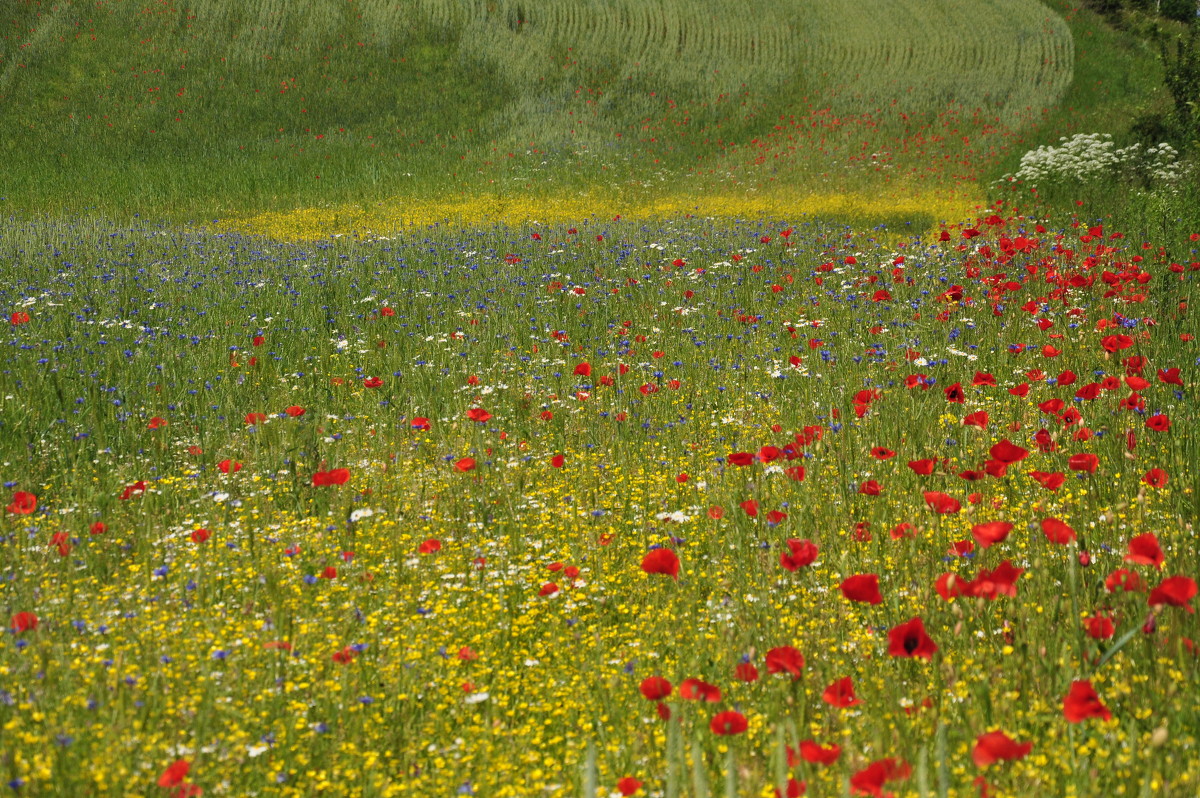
1,0,1075,221
987,1,1199,254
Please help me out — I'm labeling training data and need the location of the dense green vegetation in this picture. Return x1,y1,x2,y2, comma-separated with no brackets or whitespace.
985,1,1199,253
2,0,1074,219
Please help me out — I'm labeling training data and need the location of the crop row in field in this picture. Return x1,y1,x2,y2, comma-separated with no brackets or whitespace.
0,0,1075,216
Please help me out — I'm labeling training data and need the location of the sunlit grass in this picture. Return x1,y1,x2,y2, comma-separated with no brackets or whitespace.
1,208,1197,797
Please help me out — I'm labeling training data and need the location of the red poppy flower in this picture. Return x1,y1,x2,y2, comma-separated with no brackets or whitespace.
49,531,70,557
780,539,818,571
972,371,997,386
888,617,938,660
948,540,975,558
119,481,147,500
765,645,804,678
923,491,961,514
217,459,242,474
90,522,107,536
1033,428,1057,452
10,612,38,633
312,468,350,486
1125,533,1164,568
550,454,565,469
822,676,862,707
785,465,806,482
538,582,559,597
616,777,643,796
774,777,806,798
841,574,883,605
418,538,441,554
935,572,967,600
1029,471,1064,491
944,383,965,403
1063,680,1111,723
905,373,931,390
908,459,936,476
1008,382,1030,397
735,662,759,682
1105,568,1142,592
453,458,477,473
1085,615,1115,639
850,758,911,797
363,376,383,388
1040,517,1077,544
740,499,759,517
1157,367,1183,387
10,311,30,325
989,440,1029,463
710,710,747,735
466,407,492,423
1126,374,1151,391
758,445,782,463
1142,468,1168,488
766,510,788,525
332,646,357,664
1149,576,1197,612
965,561,1024,600
1067,454,1098,473
799,739,842,765
641,548,680,579
639,676,673,701
158,760,191,788
6,491,36,515
870,447,895,460
727,452,754,466
147,416,168,429
245,412,267,425
972,731,1032,767
1101,334,1134,352
574,362,592,377
1146,414,1171,432
971,521,1012,549
963,411,989,429
190,528,211,544
680,678,722,702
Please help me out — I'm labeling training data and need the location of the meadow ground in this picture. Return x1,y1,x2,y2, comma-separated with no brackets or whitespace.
2,1,1200,797
3,208,1198,798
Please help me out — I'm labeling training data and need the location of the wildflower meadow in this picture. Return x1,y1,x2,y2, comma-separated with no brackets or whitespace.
2,1,1199,797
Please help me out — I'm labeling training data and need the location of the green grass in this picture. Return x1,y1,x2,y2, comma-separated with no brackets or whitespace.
1,0,1074,219
984,2,1200,248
